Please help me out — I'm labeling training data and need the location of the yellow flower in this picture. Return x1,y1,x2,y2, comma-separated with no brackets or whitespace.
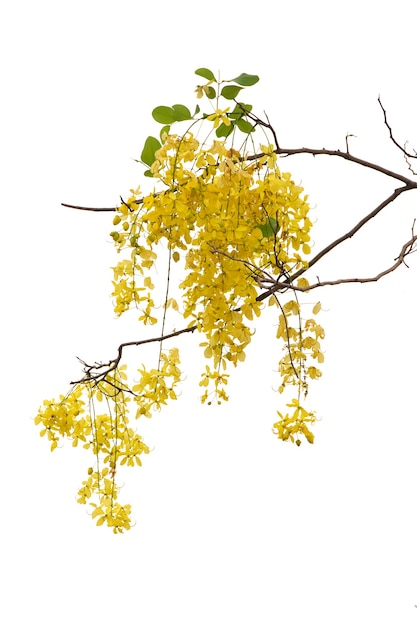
36,80,324,531
195,81,214,98
206,108,231,129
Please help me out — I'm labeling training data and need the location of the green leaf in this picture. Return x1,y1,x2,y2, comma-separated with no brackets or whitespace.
194,104,200,116
195,67,215,81
237,102,252,113
172,104,192,121
144,169,154,178
257,217,280,238
221,85,243,100
228,102,253,119
160,125,170,141
206,86,216,99
236,118,254,134
231,73,259,86
141,136,161,167
152,106,177,124
216,122,234,138
228,105,243,120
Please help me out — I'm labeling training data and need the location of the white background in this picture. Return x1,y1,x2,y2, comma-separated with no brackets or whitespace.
1,1,417,624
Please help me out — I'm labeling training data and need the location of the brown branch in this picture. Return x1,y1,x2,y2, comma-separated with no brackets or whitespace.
274,146,415,185
70,325,197,385
296,187,411,274
62,203,116,212
273,230,417,293
242,107,417,186
257,185,415,302
62,150,417,214
378,96,417,166
345,133,356,154
62,195,145,212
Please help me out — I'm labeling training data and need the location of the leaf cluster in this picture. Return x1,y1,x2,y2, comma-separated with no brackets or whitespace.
140,68,259,175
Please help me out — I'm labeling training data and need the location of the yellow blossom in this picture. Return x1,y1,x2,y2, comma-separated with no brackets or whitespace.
206,108,231,128
35,71,325,530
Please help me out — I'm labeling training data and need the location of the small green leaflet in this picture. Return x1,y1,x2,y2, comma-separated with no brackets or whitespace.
160,125,170,141
152,104,192,124
231,73,259,86
195,67,215,81
229,102,253,119
236,118,254,133
141,136,161,168
172,104,192,121
257,217,280,238
216,123,234,138
152,106,177,124
221,85,243,100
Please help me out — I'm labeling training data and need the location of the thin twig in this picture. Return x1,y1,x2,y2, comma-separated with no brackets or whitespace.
62,203,116,212
257,185,415,301
70,325,197,385
267,230,417,293
378,96,417,163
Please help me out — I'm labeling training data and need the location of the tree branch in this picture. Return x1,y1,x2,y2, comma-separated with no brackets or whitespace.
257,185,415,301
378,96,417,170
62,202,116,212
273,229,417,292
272,146,414,186
295,187,412,274
70,325,197,385
62,150,417,214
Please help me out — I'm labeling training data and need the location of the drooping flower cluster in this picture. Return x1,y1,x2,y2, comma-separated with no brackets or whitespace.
34,353,181,532
111,133,323,431
35,69,325,530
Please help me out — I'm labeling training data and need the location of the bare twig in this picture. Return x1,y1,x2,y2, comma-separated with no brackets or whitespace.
241,105,417,186
345,133,356,154
271,229,417,293
62,203,116,212
62,194,146,213
275,146,414,185
294,187,411,274
378,97,417,158
70,325,197,385
378,97,417,176
257,185,415,302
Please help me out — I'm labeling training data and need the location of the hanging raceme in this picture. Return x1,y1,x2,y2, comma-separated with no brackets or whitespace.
35,68,324,531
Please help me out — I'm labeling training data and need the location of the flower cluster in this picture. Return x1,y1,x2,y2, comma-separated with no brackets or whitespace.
111,129,323,424
35,367,150,532
36,70,325,530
